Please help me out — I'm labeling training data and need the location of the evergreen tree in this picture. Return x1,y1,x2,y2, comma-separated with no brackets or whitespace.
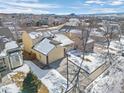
22,71,41,93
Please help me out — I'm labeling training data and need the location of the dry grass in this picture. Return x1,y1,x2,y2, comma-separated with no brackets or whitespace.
38,84,49,93
11,71,49,93
10,72,26,88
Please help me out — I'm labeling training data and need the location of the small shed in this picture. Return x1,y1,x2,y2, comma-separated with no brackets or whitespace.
32,38,64,65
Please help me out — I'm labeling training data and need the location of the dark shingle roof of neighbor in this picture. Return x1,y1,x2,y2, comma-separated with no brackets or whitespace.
0,27,15,52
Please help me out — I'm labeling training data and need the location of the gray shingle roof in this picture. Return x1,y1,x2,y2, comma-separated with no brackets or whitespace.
33,38,55,55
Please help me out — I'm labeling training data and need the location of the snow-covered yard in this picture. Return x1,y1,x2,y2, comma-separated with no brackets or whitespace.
0,83,20,93
0,64,30,93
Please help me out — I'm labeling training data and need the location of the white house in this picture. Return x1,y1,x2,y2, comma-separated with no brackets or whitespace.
0,41,23,78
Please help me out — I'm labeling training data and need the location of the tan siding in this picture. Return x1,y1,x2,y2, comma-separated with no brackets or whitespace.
32,49,47,64
48,46,64,63
22,31,33,53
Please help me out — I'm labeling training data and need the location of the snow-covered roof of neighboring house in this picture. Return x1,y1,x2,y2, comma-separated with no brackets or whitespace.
0,41,18,57
87,39,94,44
0,83,20,93
65,18,80,27
41,69,69,93
53,34,74,46
90,30,104,37
42,31,54,38
29,32,43,39
109,41,121,51
102,40,123,54
25,61,71,93
69,29,82,34
33,38,55,55
68,52,106,74
69,18,80,23
5,41,18,50
85,56,124,93
99,27,105,31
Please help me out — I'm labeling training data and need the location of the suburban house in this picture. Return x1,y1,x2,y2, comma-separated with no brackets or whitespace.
0,41,23,78
53,34,74,51
64,32,95,52
22,31,65,65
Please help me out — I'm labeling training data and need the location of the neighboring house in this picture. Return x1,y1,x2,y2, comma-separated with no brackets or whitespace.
64,32,95,52
66,18,80,27
53,34,74,51
22,31,64,65
0,41,23,78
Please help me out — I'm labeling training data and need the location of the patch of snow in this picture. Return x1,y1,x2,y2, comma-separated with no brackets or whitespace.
0,83,20,93
7,64,30,79
0,50,6,57
13,64,30,74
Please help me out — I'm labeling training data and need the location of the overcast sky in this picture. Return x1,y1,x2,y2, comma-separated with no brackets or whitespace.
0,0,124,14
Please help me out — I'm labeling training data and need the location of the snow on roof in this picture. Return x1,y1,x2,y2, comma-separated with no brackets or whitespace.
0,83,20,93
5,41,18,50
87,39,94,44
104,41,122,53
69,18,80,22
90,30,104,37
85,56,124,93
0,41,18,57
0,51,6,57
42,31,54,38
53,34,74,46
66,18,80,26
41,70,69,93
25,60,70,93
68,53,105,74
69,29,82,34
99,27,105,31
29,32,42,39
13,64,30,74
33,38,55,55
